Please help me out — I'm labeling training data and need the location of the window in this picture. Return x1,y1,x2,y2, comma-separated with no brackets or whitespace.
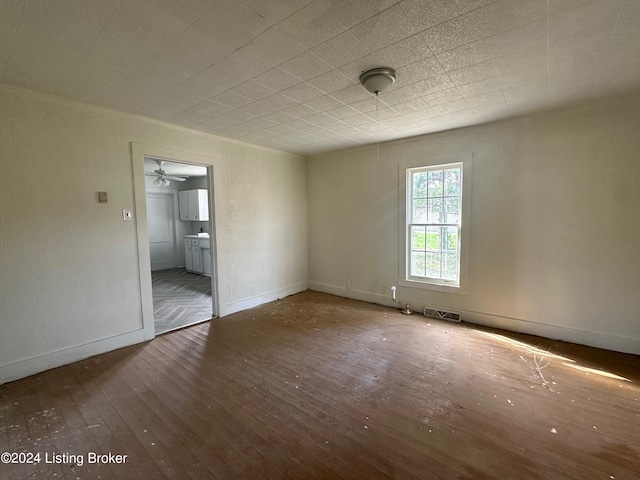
406,163,463,287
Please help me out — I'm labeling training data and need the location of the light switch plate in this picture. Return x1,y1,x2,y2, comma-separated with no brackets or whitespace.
98,191,108,203
123,209,133,221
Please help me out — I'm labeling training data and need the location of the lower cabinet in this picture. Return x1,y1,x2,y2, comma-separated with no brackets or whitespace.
185,240,192,271
185,237,210,276
185,239,199,272
202,247,212,276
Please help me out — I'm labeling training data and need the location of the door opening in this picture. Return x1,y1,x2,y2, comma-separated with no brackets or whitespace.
143,156,217,335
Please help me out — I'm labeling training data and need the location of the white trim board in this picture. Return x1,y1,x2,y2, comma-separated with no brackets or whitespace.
131,142,221,341
0,281,307,385
223,282,309,317
308,282,640,356
398,154,473,296
0,329,147,385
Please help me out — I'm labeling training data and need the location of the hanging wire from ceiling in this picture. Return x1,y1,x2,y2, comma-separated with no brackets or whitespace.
376,92,380,163
358,67,396,163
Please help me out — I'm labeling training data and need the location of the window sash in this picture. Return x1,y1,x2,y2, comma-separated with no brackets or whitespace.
407,224,460,285
407,163,463,286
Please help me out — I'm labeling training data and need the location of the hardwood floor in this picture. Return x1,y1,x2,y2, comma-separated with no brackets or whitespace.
1,291,639,479
151,268,213,334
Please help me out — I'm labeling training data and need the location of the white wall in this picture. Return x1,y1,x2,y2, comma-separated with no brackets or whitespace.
0,84,308,383
307,92,640,355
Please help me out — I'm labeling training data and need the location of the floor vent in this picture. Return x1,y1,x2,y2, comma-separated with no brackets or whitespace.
423,307,462,323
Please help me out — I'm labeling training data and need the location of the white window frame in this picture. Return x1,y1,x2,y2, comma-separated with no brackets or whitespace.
398,155,472,295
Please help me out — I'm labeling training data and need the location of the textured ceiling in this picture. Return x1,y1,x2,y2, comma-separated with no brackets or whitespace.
1,0,639,155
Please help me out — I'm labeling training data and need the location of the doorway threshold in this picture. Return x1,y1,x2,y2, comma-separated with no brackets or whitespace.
156,316,217,336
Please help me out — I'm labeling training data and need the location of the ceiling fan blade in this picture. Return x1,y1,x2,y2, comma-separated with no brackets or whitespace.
145,171,160,176
165,176,187,181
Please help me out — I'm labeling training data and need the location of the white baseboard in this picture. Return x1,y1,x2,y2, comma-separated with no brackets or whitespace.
451,309,640,356
4,282,635,385
222,282,309,317
309,282,396,308
309,282,640,355
0,329,147,385
1,282,308,385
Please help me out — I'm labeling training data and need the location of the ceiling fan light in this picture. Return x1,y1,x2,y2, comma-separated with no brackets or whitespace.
359,67,396,95
162,178,170,186
153,177,162,186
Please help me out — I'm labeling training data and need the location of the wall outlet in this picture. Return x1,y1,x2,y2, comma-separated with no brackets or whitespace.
346,280,351,289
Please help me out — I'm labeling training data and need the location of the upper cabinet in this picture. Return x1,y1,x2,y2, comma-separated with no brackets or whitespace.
178,189,209,221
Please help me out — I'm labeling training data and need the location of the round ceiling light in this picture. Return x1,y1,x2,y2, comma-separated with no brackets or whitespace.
359,67,397,95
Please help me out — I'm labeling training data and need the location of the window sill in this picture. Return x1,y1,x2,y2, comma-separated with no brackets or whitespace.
398,278,468,295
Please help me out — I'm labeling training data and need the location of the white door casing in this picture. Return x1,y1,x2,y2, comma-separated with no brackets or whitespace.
132,143,220,342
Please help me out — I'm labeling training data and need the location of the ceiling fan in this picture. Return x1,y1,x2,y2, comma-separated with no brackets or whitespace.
145,159,188,186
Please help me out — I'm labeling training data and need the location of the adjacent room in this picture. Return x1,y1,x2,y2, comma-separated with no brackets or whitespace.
1,1,639,479
144,158,216,334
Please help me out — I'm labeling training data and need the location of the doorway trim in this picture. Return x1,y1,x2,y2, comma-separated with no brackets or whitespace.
131,142,220,341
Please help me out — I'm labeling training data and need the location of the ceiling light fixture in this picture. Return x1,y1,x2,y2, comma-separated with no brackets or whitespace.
146,159,188,187
359,67,397,166
153,176,172,187
359,67,396,95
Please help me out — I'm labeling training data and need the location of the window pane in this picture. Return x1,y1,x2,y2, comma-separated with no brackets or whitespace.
443,253,458,280
428,198,443,223
444,227,458,252
445,197,460,223
428,170,443,196
411,226,426,250
406,164,463,286
426,226,441,252
444,168,461,196
413,172,428,198
413,198,427,223
411,252,426,277
426,253,441,277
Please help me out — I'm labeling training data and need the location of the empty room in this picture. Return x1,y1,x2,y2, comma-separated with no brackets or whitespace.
1,1,639,479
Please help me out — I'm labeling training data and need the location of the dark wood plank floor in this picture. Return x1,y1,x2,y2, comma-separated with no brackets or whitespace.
151,268,213,334
1,291,639,479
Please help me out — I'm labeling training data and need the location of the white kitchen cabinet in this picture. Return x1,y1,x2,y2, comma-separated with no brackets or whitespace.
192,243,201,272
178,191,189,220
201,242,211,276
178,189,209,221
184,238,202,273
185,237,210,275
185,239,193,271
